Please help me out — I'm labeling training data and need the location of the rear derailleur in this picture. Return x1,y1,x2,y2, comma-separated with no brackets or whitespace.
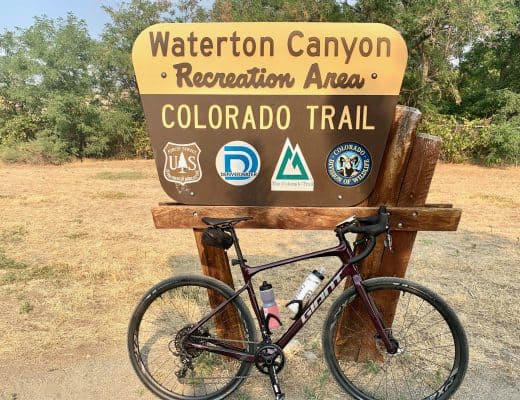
170,325,210,378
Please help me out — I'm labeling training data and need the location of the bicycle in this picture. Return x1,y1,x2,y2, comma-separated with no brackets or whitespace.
128,206,468,400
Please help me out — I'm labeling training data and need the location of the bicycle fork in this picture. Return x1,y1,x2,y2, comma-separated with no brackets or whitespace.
352,274,399,354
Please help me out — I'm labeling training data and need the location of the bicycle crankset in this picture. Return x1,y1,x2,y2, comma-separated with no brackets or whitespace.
255,344,285,374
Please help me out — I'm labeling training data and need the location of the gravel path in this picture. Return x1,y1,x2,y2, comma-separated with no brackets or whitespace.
1,345,518,400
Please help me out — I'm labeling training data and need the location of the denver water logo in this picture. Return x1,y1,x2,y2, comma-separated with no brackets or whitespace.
216,141,260,186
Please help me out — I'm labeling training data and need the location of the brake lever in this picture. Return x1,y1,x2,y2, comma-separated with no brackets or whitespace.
353,237,368,248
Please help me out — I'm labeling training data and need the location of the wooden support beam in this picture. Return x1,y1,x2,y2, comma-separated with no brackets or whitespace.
379,133,443,278
335,106,423,361
193,229,244,342
360,105,422,279
347,134,443,361
152,205,460,232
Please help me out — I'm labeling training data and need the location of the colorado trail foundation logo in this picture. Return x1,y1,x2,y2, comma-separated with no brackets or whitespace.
163,142,202,185
271,138,314,191
326,142,372,187
216,141,260,186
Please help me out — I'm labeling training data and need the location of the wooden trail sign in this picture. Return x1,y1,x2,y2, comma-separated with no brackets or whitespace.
133,22,408,206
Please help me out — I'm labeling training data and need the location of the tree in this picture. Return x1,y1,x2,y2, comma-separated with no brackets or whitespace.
457,1,520,119
211,0,342,22
0,14,102,159
94,0,178,157
339,0,517,112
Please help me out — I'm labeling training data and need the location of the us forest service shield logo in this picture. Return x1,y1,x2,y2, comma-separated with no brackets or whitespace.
163,142,202,185
327,142,372,187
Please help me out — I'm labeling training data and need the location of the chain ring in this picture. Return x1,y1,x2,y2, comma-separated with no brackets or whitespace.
255,344,285,374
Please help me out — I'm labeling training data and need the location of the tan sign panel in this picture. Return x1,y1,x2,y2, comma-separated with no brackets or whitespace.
133,23,408,206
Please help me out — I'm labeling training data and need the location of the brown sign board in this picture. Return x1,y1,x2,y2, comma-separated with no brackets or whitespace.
132,23,408,206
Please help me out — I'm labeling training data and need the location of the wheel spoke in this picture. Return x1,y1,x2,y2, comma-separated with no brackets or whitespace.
323,279,467,400
128,276,255,399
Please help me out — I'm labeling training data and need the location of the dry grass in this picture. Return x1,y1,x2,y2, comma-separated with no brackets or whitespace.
0,160,518,399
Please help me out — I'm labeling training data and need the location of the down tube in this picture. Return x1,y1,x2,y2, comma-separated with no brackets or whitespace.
275,264,352,349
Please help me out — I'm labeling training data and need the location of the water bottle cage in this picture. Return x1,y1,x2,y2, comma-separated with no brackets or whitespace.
286,299,304,320
264,314,282,334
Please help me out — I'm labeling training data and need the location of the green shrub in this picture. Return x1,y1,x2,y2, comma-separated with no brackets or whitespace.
421,113,519,165
0,133,70,165
420,114,491,163
132,124,154,159
486,118,520,165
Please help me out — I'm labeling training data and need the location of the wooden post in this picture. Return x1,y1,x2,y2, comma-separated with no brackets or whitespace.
361,105,423,278
193,229,244,342
365,134,443,337
334,106,425,360
378,134,443,278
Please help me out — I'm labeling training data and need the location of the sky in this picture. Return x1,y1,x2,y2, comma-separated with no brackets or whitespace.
0,1,129,38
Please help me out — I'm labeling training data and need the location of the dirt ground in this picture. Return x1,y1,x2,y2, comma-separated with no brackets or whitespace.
0,160,518,399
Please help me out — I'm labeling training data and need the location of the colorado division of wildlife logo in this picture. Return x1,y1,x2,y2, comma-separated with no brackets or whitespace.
326,142,372,187
163,142,202,185
271,138,314,191
216,141,260,186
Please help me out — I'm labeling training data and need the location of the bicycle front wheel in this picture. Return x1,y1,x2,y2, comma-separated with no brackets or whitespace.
128,274,257,400
322,277,468,400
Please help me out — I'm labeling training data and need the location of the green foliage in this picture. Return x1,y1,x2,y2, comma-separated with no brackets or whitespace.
212,0,342,22
421,114,490,163
44,93,106,158
0,0,518,165
421,113,519,165
339,0,517,112
487,117,520,165
0,114,39,144
0,132,70,165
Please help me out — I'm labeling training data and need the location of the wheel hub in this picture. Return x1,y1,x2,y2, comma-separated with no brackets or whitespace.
375,329,401,355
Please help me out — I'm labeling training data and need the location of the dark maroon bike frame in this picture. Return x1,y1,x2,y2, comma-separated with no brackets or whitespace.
186,228,397,361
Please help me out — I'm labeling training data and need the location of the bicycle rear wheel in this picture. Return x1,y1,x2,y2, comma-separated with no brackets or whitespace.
128,274,256,400
322,277,468,400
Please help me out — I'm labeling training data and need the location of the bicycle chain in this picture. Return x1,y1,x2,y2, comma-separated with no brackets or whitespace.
189,335,259,346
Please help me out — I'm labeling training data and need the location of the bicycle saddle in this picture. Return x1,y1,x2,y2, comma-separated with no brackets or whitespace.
201,216,252,227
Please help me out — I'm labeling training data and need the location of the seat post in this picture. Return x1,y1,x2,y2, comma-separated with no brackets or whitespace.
227,226,246,266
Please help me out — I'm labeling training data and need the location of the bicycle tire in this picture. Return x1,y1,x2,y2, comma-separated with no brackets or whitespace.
322,277,468,400
128,274,257,400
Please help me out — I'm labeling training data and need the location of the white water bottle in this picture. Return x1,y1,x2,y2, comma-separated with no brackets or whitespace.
287,268,325,314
